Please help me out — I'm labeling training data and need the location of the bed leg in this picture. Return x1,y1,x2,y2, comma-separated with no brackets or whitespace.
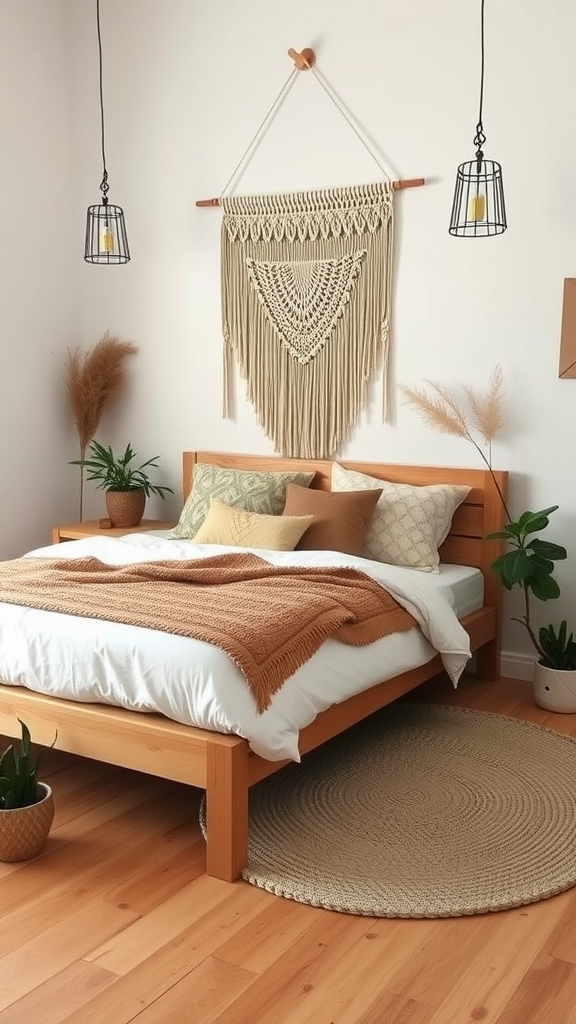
476,638,500,681
205,736,249,882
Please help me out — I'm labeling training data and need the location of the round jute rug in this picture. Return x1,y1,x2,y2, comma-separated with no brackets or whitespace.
239,703,576,918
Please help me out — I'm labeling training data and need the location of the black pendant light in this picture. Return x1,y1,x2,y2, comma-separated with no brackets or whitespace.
449,0,507,238
84,0,130,264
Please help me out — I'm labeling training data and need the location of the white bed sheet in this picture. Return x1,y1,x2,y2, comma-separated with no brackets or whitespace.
0,533,481,762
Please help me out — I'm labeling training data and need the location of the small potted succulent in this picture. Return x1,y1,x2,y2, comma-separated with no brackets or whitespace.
70,439,174,527
0,719,56,861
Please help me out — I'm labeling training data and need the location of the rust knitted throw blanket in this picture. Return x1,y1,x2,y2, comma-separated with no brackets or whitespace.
0,553,417,712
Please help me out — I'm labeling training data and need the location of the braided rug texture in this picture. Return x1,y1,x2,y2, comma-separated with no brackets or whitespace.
239,703,576,918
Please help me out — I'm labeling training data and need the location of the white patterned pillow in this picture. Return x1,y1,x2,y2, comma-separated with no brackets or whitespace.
168,463,315,540
330,463,470,572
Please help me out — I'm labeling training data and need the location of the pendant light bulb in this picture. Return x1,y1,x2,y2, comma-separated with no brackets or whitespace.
100,222,114,254
468,194,486,222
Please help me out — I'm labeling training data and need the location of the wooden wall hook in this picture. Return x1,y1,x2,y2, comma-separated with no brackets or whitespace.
288,47,315,71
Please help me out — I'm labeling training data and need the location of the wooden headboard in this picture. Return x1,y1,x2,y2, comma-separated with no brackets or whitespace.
181,451,508,614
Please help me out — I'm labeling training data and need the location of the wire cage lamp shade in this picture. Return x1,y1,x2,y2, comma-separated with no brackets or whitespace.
449,0,507,238
449,156,506,237
85,199,130,264
84,0,130,264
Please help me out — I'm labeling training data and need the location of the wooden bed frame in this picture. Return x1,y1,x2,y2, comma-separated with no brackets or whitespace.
0,451,507,881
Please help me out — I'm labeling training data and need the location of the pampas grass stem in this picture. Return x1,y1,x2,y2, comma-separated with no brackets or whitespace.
64,332,138,520
399,365,511,522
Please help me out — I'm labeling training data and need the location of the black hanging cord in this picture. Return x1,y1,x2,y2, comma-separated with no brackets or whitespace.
96,0,109,203
473,0,486,169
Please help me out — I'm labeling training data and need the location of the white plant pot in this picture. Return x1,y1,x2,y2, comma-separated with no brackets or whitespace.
533,662,576,713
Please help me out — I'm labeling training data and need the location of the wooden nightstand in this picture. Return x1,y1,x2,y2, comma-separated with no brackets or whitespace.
52,520,175,543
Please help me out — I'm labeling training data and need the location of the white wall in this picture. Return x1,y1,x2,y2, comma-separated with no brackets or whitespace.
0,1,78,557
5,0,576,676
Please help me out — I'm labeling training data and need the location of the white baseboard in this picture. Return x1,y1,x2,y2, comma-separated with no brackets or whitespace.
499,651,535,682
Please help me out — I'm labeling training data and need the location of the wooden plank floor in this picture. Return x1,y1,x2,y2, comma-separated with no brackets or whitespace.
2,675,576,1023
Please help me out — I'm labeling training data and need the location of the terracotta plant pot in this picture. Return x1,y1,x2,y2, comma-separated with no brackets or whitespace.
105,489,146,528
0,783,55,862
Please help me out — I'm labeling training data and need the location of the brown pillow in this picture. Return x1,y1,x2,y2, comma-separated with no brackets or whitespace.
283,484,383,555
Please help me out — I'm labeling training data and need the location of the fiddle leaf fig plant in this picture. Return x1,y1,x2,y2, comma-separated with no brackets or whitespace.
488,506,570,667
70,440,174,499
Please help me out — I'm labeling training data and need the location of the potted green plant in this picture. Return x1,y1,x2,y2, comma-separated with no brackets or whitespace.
488,507,576,711
63,333,139,520
70,439,174,528
0,720,56,862
399,368,576,710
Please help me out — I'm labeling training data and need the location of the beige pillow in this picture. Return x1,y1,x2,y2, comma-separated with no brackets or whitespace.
330,463,470,572
282,483,382,555
192,499,314,551
169,463,315,540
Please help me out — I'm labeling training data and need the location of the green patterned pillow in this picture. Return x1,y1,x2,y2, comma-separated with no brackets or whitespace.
168,463,316,540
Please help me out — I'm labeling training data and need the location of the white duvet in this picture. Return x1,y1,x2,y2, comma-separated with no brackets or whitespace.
0,533,473,762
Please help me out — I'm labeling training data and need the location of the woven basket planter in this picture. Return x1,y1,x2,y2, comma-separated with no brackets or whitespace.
0,783,54,862
105,488,146,528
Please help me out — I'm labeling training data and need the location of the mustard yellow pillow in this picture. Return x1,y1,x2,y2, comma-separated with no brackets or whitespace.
192,499,314,551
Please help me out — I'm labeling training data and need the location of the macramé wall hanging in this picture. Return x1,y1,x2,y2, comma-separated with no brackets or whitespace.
197,48,425,459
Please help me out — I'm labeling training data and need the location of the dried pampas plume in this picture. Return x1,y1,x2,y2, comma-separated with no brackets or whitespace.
64,332,138,519
398,365,510,520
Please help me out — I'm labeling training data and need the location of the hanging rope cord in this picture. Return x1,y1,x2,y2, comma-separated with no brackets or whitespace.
96,0,109,200
218,57,392,198
473,0,486,160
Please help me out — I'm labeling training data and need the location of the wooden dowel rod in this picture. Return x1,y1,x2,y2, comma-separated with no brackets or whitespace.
195,178,425,207
393,177,425,191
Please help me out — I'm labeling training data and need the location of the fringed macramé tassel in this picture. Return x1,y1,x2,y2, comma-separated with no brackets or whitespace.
381,321,390,423
381,198,394,424
222,324,232,418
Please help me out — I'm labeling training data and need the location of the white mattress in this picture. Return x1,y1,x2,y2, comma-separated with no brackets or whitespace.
423,562,484,619
0,533,482,763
